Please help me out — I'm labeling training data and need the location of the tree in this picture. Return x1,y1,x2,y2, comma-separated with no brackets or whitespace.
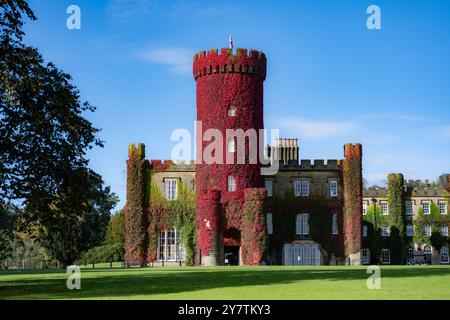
387,174,406,264
0,204,13,261
1,1,116,265
39,169,118,266
105,209,126,245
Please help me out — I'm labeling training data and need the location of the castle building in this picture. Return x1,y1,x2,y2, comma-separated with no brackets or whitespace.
124,46,449,266
362,174,449,266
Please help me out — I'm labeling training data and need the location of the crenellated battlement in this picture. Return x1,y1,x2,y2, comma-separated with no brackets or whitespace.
344,143,362,158
193,48,267,81
149,159,195,171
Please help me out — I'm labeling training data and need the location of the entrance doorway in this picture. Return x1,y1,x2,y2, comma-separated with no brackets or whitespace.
224,246,239,266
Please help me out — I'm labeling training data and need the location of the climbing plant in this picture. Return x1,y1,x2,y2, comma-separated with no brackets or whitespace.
387,174,406,264
146,175,196,265
414,203,449,250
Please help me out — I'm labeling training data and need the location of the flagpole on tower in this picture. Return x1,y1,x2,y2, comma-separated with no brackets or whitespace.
229,34,233,50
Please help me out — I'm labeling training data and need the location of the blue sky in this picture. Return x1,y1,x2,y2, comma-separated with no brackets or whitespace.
23,0,450,210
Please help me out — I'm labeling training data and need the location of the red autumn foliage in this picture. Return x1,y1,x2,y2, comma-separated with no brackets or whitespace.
194,48,267,261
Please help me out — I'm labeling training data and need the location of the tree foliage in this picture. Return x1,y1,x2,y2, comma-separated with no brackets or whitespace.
105,209,126,245
0,1,116,265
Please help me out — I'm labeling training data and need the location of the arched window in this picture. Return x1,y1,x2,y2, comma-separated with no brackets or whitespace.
283,244,293,266
294,244,302,266
312,245,320,266
303,244,312,266
441,246,449,264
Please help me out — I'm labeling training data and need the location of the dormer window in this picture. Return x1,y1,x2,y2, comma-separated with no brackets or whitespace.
228,107,236,117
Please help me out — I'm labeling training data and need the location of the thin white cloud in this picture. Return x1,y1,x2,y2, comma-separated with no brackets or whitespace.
138,48,192,75
274,117,358,139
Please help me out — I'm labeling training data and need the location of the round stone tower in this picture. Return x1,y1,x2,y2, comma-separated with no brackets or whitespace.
193,47,267,266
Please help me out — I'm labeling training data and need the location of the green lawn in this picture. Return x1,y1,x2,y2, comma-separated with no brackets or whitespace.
0,265,449,300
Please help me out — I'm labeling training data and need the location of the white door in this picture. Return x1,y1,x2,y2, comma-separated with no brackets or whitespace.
284,244,293,265
303,244,312,266
294,244,302,266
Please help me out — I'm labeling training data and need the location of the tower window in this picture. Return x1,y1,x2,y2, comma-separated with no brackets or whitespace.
227,176,236,192
228,107,236,117
227,139,235,153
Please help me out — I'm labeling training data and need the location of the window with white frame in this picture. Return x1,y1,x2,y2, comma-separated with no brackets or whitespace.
440,224,448,237
381,249,391,264
331,213,338,235
301,180,310,197
439,201,447,215
165,178,177,200
381,224,390,237
158,228,184,261
266,213,273,235
283,244,293,265
227,176,236,192
228,107,236,117
227,139,235,153
406,224,414,237
380,202,389,215
363,202,367,215
293,180,309,197
405,201,413,215
422,202,430,215
362,248,370,264
295,214,309,235
423,224,431,236
329,180,338,197
293,180,302,197
303,244,312,266
441,246,449,264
265,180,273,197
285,243,321,266
362,225,368,237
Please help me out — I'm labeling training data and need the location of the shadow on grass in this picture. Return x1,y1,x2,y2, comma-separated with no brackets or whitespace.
0,266,449,299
